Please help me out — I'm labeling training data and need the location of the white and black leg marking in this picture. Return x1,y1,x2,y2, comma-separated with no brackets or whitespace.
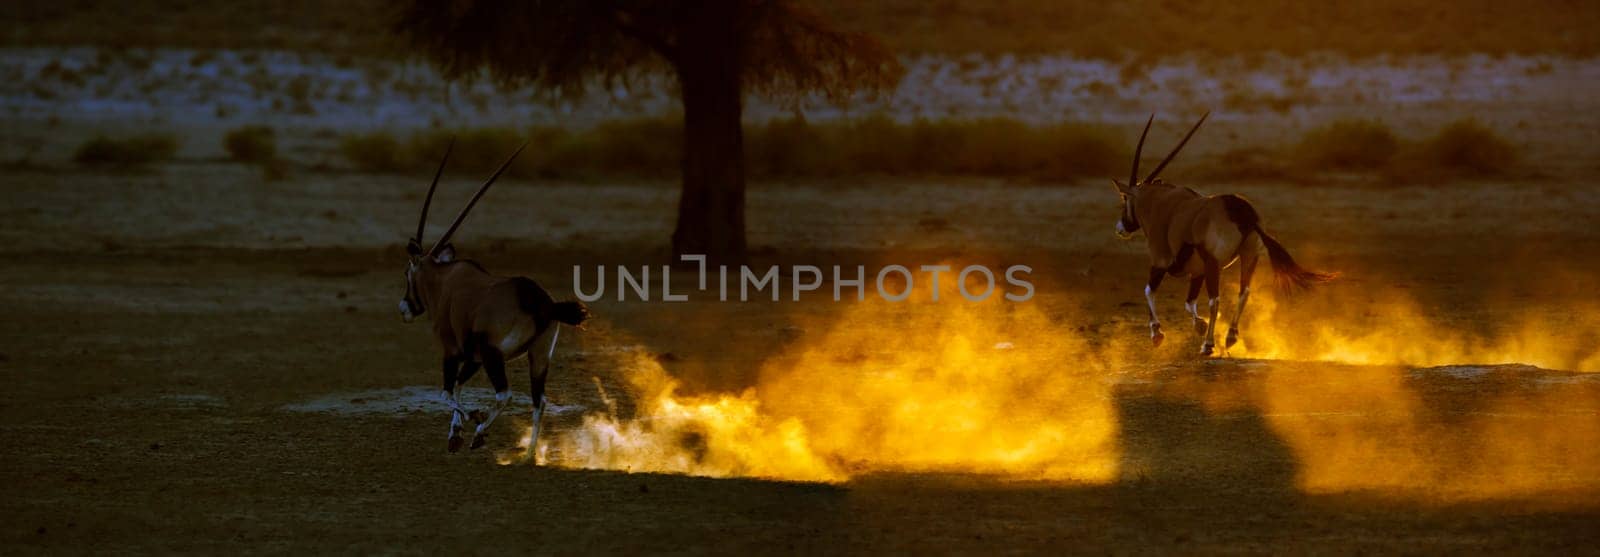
446,390,465,433
526,327,559,456
470,347,509,450
457,361,484,423
1204,296,1221,356
471,391,510,450
441,356,466,453
1198,251,1221,356
1185,277,1207,335
1145,267,1167,347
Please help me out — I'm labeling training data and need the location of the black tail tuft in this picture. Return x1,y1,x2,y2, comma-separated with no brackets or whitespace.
1256,228,1337,293
551,301,590,327
510,276,591,327
1220,195,1335,293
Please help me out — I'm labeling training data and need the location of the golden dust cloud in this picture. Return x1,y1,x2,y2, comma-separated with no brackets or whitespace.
498,267,1599,504
1161,361,1600,502
1229,289,1600,372
1179,285,1600,501
502,279,1122,483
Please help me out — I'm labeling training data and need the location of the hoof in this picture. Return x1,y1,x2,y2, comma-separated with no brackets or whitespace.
468,410,488,424
1225,330,1239,349
470,434,488,450
1193,318,1209,335
447,435,464,453
1151,331,1165,347
1200,343,1214,357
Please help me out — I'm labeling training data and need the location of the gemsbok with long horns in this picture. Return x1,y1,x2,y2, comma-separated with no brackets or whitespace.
1112,112,1334,355
400,141,590,452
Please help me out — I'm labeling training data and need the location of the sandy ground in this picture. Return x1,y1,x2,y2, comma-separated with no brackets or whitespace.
4,45,1600,555
2,154,1598,553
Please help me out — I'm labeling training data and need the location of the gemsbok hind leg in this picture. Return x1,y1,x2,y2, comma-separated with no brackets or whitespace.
526,327,560,456
1184,277,1207,335
1225,254,1258,353
1144,267,1168,347
1197,251,1222,356
458,361,486,424
441,356,467,453
470,347,510,450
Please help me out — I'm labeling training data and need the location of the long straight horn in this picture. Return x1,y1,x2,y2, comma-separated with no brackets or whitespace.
1131,113,1153,186
428,142,529,256
1143,110,1210,184
415,137,455,244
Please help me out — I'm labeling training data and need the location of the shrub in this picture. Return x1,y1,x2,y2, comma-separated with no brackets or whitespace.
407,127,531,178
585,118,681,178
223,125,277,163
1293,119,1398,171
73,134,179,167
748,117,833,177
523,127,590,178
1199,147,1293,182
1223,91,1306,114
1413,119,1518,176
339,132,405,173
340,117,1118,181
903,118,1116,179
842,114,914,174
1036,122,1119,179
747,116,1117,179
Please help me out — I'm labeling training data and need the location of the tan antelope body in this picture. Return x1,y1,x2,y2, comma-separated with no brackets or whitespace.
1113,113,1333,355
400,142,589,452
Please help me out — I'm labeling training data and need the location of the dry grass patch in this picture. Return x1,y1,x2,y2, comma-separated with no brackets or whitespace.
72,134,179,168
1412,119,1519,177
223,125,277,163
1293,119,1399,172
338,117,1119,181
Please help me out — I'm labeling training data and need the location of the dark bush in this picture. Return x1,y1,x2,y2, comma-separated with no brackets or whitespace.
339,132,405,173
73,134,179,167
1199,147,1293,182
223,125,277,163
1293,119,1398,171
341,117,1122,181
1414,119,1518,176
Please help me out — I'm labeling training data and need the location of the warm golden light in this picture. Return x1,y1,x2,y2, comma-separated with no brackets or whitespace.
501,271,1599,503
1230,289,1600,372
1176,284,1600,500
503,278,1122,483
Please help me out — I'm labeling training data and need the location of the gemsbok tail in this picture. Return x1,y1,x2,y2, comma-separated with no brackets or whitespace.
550,301,590,326
1221,194,1336,293
1255,228,1337,292
511,276,591,326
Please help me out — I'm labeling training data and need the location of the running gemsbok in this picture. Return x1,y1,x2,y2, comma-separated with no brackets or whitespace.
1112,112,1334,356
400,140,590,452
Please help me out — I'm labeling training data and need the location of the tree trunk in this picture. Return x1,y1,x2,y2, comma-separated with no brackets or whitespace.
671,8,746,265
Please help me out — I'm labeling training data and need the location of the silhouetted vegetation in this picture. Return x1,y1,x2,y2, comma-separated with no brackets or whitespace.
751,116,1117,179
337,117,1118,181
1203,118,1519,183
1412,119,1518,177
1198,147,1294,182
391,0,902,262
72,134,179,168
1293,119,1399,171
339,132,405,174
10,0,1599,58
223,125,277,163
